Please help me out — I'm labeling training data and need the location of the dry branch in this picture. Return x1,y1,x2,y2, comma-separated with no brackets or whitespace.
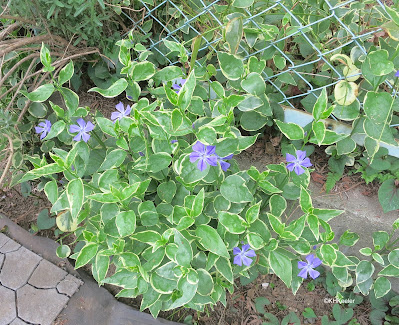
0,22,22,41
0,134,14,189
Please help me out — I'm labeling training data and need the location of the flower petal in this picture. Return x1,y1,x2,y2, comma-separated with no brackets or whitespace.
35,126,43,134
189,152,201,163
111,112,122,121
197,158,207,172
172,84,181,90
40,131,47,140
245,249,256,258
124,105,132,116
206,155,218,167
219,160,230,172
242,244,251,252
311,257,322,268
81,132,90,143
76,118,86,129
85,121,95,132
306,254,315,264
308,269,320,279
192,141,205,153
286,162,296,171
206,145,216,156
69,124,81,133
233,255,243,266
298,268,308,279
296,150,307,161
73,133,82,142
115,102,124,113
233,247,241,255
294,165,305,175
301,157,312,168
298,261,307,269
286,153,296,162
45,120,52,131
241,255,254,267
222,154,234,160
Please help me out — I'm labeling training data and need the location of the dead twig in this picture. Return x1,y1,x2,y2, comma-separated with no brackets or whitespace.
0,134,14,189
0,21,22,41
5,57,37,110
0,14,35,24
0,53,40,89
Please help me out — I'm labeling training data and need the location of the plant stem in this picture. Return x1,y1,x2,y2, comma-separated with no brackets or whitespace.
91,130,107,150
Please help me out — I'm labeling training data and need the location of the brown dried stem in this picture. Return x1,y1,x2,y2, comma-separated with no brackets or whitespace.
0,134,14,189
0,14,35,24
0,53,40,89
0,22,22,41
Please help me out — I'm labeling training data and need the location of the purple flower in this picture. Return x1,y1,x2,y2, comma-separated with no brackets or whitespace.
172,77,186,94
35,120,52,140
111,102,132,123
216,154,233,172
189,141,218,172
312,245,317,250
69,118,95,143
233,243,256,267
286,150,312,175
127,95,133,99
139,152,145,157
395,70,399,77
171,140,178,144
298,254,322,279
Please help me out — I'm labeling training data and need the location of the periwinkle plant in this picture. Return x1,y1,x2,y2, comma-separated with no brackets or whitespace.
20,39,390,319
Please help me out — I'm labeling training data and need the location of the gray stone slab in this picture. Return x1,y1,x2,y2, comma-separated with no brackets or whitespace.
0,232,10,248
0,285,16,325
0,253,4,270
56,273,83,297
17,284,69,325
0,246,42,289
28,259,68,289
0,238,20,253
9,319,29,325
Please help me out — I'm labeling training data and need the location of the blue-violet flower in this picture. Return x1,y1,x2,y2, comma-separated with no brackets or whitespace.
298,254,322,279
216,154,233,172
395,70,399,77
111,102,132,123
286,150,312,175
233,243,256,267
35,120,52,140
172,77,186,94
69,118,95,143
189,141,218,172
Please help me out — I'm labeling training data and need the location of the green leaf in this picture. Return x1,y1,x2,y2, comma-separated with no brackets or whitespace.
374,277,391,299
339,230,359,246
379,265,399,277
218,211,246,234
44,180,58,205
336,137,356,155
274,120,304,140
21,84,55,102
241,72,266,96
29,102,47,118
215,257,234,283
197,126,216,145
56,245,71,258
300,186,312,213
378,179,399,213
58,61,74,85
334,80,358,106
195,225,229,259
237,95,263,112
178,69,196,111
356,260,375,284
174,230,193,267
273,55,286,70
232,0,254,8
245,201,261,224
389,249,399,267
220,175,253,203
368,50,395,76
98,149,127,171
45,120,65,140
163,275,198,310
116,210,136,237
153,66,184,83
269,249,292,287
56,211,78,232
178,154,209,184
313,88,327,120
93,254,109,283
66,178,84,220
225,17,243,54
148,153,172,173
157,181,176,204
171,109,183,131
312,121,325,145
75,243,98,268
37,208,55,230
197,269,213,296
88,78,128,98
96,117,117,137
320,244,337,266
269,194,287,217
131,62,156,81
373,231,390,250
191,188,205,217
217,52,244,80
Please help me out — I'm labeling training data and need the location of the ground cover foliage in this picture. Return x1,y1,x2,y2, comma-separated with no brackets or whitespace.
1,0,399,323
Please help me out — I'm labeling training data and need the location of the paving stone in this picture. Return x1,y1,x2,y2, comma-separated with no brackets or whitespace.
0,238,21,253
0,253,4,270
56,273,83,297
0,232,10,248
0,285,16,325
0,246,41,289
17,284,69,325
28,259,68,289
9,319,29,325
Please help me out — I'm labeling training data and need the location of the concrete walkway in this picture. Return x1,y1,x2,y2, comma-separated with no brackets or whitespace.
0,232,83,325
0,215,179,325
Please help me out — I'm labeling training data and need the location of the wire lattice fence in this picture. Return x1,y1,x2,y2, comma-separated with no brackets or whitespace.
123,0,392,113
